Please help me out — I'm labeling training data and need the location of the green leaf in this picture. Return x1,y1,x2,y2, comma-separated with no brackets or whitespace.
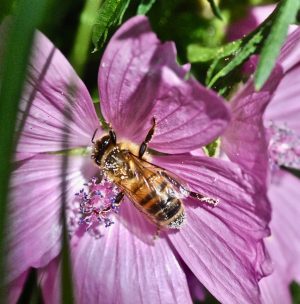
204,1,300,94
70,0,102,76
204,138,220,157
255,0,300,90
207,29,263,88
0,0,47,299
137,0,156,15
92,0,131,52
17,269,43,304
291,281,300,303
187,40,241,63
207,0,223,20
0,0,11,21
59,85,79,304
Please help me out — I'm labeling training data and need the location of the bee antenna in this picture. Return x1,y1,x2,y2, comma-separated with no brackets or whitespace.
91,128,98,144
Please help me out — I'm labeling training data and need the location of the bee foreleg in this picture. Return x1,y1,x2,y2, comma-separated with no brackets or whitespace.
91,128,98,143
139,117,156,158
113,191,124,207
108,124,117,144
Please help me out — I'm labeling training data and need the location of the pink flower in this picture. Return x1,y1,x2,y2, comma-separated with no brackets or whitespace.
227,4,297,42
4,16,271,303
222,22,300,303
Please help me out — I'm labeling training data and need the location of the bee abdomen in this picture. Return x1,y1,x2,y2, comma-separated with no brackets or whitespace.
131,177,186,229
147,196,185,228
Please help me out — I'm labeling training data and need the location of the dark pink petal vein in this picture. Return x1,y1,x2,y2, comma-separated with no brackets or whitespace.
15,31,101,155
98,16,230,153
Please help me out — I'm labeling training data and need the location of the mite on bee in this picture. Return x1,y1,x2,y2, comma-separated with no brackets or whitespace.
91,118,219,230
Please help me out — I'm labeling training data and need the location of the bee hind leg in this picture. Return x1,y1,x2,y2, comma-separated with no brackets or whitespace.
161,172,219,207
189,191,219,207
139,117,156,158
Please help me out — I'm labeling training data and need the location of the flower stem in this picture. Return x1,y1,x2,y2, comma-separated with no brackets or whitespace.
0,0,47,299
70,0,102,76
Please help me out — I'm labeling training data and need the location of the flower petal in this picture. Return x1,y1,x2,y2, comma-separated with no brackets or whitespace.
227,5,275,41
38,258,61,304
152,154,271,304
227,5,297,43
14,31,100,154
6,271,28,304
222,65,283,184
6,153,94,283
98,16,230,153
183,265,206,302
278,27,300,72
258,171,300,304
264,63,300,134
264,28,300,135
71,201,192,304
259,270,292,304
267,170,300,282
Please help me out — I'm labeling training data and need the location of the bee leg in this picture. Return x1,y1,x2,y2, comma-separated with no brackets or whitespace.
91,128,98,143
189,192,219,207
139,117,156,158
113,192,124,207
108,124,117,144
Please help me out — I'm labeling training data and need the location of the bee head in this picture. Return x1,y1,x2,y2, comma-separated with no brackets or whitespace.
92,135,113,165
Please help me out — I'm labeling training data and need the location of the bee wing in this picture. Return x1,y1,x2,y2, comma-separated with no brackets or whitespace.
129,153,219,207
128,153,189,198
113,151,162,201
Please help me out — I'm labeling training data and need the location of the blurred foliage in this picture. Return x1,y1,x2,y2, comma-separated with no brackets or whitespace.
2,0,281,94
184,0,299,94
194,292,218,304
0,0,48,300
207,0,223,20
70,0,102,75
187,40,242,63
17,269,43,304
137,0,157,15
204,139,220,157
291,282,300,304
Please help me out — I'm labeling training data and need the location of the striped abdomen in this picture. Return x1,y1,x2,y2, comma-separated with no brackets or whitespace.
131,174,186,228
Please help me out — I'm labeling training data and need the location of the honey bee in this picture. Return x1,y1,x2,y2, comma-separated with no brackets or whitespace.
91,118,219,229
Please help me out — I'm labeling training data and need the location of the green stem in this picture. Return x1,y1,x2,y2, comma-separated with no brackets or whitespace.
0,0,47,300
70,0,102,76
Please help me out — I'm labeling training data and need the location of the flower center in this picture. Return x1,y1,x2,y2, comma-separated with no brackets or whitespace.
67,176,120,239
267,122,300,171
